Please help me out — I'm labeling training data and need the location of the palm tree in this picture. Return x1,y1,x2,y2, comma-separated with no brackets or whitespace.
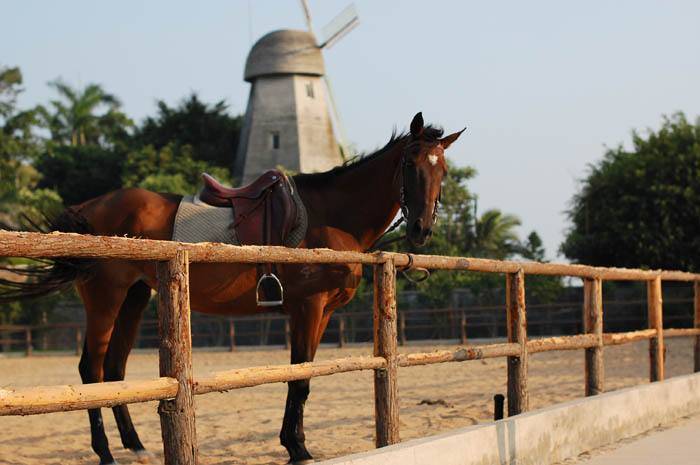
469,209,521,259
38,79,129,146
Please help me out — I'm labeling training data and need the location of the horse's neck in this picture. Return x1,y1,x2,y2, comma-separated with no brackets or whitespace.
299,140,405,251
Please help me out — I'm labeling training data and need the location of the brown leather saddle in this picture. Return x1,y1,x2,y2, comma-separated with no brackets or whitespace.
199,170,299,307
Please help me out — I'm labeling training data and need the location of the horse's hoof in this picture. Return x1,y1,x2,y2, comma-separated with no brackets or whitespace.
134,449,156,464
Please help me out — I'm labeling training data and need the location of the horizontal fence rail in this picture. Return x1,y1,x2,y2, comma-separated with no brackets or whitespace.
1,230,699,280
1,229,700,463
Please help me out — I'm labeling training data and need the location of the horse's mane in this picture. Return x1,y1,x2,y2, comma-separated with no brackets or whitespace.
293,125,444,185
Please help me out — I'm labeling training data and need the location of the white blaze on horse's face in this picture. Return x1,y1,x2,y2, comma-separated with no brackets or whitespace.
428,153,439,166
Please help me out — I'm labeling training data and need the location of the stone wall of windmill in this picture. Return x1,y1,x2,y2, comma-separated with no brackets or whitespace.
233,30,343,185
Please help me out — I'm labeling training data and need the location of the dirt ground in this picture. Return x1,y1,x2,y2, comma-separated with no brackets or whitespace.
0,338,696,465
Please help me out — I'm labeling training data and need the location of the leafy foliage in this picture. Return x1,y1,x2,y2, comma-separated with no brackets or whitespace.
561,113,700,271
123,143,230,195
36,145,124,205
134,94,243,174
32,82,237,203
0,66,63,228
37,79,131,147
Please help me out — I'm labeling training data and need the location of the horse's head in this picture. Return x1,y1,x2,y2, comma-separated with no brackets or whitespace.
401,112,465,247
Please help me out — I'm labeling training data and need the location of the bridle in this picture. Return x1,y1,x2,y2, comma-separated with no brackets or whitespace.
368,142,443,253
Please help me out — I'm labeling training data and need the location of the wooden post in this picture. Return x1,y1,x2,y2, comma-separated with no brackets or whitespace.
647,277,664,382
493,394,505,420
284,319,291,350
157,250,197,465
338,316,346,348
398,313,406,347
695,282,700,372
506,270,528,416
228,319,236,352
75,327,82,356
583,278,604,396
373,258,400,447
25,328,32,357
460,310,467,345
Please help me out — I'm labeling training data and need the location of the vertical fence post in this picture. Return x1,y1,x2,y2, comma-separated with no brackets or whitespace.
506,269,528,416
284,319,291,350
373,258,400,447
75,327,82,356
157,250,197,465
647,276,664,382
695,281,700,372
24,327,32,357
228,319,236,352
583,278,604,396
460,310,467,345
399,312,406,347
338,316,346,348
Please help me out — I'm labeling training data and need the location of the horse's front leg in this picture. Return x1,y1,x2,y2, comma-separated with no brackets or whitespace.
280,295,331,464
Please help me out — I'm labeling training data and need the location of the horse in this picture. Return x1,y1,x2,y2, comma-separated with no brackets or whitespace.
2,112,464,464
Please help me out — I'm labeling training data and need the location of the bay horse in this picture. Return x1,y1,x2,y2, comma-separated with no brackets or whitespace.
3,112,463,464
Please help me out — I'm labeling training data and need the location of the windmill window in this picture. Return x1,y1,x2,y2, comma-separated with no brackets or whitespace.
271,131,280,149
305,82,314,99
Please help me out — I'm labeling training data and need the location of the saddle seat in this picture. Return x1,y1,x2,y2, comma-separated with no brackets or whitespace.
200,171,284,205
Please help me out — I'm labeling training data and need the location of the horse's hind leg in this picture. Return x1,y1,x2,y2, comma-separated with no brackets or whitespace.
77,279,130,465
103,281,153,463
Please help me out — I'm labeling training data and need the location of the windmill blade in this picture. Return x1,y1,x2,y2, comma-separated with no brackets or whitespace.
319,3,359,49
299,0,314,34
323,74,351,160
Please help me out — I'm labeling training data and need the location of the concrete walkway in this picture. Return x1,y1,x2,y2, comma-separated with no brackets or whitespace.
578,416,700,465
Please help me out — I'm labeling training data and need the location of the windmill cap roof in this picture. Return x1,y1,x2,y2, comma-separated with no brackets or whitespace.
244,29,325,82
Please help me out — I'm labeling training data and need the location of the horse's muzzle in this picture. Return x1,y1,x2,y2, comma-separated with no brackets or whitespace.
408,218,432,247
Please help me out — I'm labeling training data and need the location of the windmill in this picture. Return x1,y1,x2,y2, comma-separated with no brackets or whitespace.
232,2,359,185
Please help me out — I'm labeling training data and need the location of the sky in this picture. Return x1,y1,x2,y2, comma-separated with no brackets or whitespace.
3,1,700,259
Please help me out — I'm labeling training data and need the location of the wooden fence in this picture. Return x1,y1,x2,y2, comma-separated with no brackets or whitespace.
1,230,700,464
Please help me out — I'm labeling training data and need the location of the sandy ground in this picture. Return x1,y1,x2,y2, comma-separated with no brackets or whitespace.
0,338,696,465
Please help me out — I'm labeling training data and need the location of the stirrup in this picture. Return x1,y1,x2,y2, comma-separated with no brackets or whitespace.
256,273,284,307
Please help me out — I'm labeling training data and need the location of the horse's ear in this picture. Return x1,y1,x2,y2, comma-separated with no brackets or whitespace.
410,112,424,138
440,127,466,149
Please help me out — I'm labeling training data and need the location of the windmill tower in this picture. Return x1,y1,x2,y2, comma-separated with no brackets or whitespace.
233,4,359,185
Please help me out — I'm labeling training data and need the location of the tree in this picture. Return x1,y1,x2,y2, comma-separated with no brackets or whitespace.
469,209,521,259
134,93,243,174
519,231,546,261
37,79,131,147
36,145,124,205
517,231,563,303
561,113,700,271
122,143,229,195
31,79,132,205
0,66,62,227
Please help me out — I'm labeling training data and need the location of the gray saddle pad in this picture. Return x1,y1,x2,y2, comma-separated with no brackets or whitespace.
172,181,308,247
172,195,236,244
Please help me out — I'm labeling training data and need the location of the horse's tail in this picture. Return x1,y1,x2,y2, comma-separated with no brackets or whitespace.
0,208,95,303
